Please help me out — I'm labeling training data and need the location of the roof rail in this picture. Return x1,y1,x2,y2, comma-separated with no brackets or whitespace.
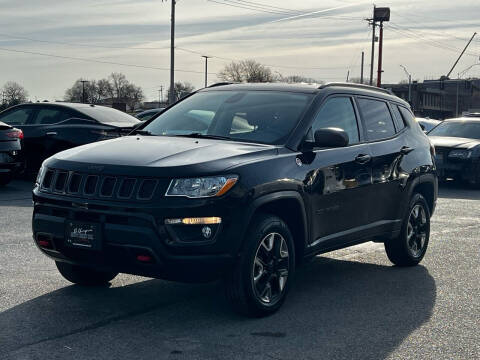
207,82,235,88
319,82,393,95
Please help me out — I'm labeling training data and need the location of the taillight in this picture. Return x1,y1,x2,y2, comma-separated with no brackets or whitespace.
6,129,23,139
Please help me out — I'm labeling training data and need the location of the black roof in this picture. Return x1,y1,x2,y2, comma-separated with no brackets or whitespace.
201,82,409,106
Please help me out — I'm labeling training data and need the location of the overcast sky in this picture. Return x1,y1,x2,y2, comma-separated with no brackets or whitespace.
0,0,479,101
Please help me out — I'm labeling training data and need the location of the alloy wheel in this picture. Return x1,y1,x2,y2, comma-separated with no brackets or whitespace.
406,204,427,258
252,232,289,305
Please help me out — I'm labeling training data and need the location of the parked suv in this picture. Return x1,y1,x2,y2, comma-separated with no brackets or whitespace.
32,83,437,316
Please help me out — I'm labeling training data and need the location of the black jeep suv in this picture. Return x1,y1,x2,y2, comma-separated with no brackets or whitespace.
32,83,437,316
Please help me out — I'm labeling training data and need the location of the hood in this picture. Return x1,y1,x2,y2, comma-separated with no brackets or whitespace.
48,135,278,176
428,136,480,150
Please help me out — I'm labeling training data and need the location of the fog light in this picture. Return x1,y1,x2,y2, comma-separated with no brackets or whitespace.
202,226,212,239
165,217,222,225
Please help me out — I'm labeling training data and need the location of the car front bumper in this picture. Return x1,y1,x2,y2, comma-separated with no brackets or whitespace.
435,156,480,183
32,188,248,282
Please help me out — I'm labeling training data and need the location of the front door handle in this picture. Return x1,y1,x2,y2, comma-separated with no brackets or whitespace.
46,132,57,136
355,153,371,164
400,146,413,155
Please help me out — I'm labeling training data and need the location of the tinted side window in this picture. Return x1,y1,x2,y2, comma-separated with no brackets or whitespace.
0,107,34,125
311,97,359,144
357,98,396,141
390,104,406,131
398,106,417,127
34,108,62,124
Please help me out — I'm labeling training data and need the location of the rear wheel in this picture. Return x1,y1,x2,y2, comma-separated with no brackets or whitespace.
385,193,430,266
225,214,295,317
55,261,118,286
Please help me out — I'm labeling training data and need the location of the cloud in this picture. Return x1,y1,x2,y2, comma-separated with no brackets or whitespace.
0,0,478,100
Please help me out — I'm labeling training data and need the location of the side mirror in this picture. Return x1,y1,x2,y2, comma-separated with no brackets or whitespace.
314,128,349,148
419,123,426,131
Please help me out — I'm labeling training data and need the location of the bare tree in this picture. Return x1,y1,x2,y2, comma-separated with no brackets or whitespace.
350,77,376,85
64,73,145,109
167,82,195,102
1,81,29,108
280,75,323,84
64,79,99,104
218,60,276,83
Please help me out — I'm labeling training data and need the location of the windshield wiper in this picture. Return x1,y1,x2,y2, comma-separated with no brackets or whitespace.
131,129,154,136
175,133,231,140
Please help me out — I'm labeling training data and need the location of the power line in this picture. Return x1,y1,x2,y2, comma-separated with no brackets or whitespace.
217,0,299,15
207,0,363,20
234,0,305,13
175,46,360,70
0,46,217,74
385,24,479,57
0,32,171,50
206,0,293,15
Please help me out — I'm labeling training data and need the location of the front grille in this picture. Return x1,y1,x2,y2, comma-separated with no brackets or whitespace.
42,169,55,189
84,175,99,195
118,178,136,198
100,177,116,197
53,172,68,192
68,173,82,193
39,168,164,202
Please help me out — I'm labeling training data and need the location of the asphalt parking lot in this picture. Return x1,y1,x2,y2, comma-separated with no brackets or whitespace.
0,180,479,360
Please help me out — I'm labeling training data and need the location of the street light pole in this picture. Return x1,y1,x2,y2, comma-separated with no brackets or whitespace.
80,80,88,103
202,55,211,88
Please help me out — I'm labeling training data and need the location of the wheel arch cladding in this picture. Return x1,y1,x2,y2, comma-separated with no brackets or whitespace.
250,193,308,262
412,181,435,216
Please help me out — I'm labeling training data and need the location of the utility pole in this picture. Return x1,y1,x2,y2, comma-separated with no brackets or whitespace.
456,74,460,117
360,51,364,84
446,32,477,79
346,70,350,82
169,0,176,105
202,55,211,87
369,11,376,86
80,80,88,103
159,85,164,105
400,65,412,104
376,22,384,87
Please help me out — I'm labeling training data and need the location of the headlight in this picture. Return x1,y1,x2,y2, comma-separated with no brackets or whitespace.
448,149,471,159
166,175,238,198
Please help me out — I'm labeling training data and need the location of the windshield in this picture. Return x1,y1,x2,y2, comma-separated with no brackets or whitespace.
143,90,313,145
428,121,480,140
79,106,140,125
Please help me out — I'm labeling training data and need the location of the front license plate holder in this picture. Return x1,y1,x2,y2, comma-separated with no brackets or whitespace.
65,221,102,251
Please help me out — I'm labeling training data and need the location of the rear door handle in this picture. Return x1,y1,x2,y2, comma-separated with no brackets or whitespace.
400,146,413,155
46,132,57,136
355,153,371,164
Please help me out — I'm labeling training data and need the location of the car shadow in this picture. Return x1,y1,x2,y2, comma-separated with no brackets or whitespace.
0,180,34,207
0,257,436,359
438,180,480,200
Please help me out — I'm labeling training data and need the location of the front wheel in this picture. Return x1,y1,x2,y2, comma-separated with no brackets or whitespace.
225,214,295,317
55,261,118,286
385,193,430,266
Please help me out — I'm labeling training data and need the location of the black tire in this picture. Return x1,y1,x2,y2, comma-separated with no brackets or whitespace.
0,174,12,186
55,261,118,286
225,214,295,317
385,193,430,266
